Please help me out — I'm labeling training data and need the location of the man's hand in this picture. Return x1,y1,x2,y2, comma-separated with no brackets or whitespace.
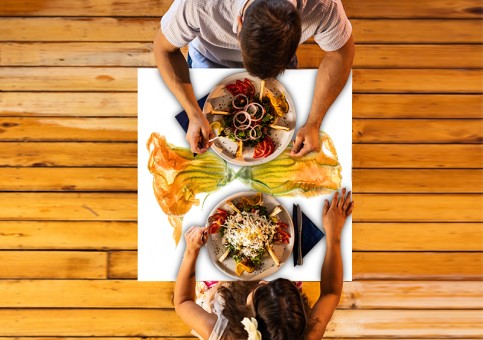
323,188,353,242
186,114,214,154
290,122,319,157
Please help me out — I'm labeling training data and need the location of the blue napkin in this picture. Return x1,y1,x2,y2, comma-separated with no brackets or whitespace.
175,94,209,133
292,204,325,266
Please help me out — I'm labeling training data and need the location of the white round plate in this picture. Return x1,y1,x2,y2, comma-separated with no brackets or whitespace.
202,71,296,166
206,191,294,280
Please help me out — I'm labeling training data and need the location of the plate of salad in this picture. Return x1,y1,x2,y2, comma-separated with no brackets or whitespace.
206,191,294,280
203,72,296,166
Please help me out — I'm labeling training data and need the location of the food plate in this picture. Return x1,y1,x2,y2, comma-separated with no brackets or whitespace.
202,71,296,166
206,191,294,280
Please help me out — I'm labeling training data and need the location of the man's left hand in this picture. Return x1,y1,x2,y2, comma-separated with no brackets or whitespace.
290,123,320,157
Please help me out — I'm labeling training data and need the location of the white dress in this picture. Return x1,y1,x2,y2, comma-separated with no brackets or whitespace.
192,282,229,340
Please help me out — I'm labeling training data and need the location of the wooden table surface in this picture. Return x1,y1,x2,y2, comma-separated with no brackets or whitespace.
0,0,481,338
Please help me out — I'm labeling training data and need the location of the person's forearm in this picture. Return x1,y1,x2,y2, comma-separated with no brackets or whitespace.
306,40,354,129
320,233,343,296
174,249,199,306
153,34,202,120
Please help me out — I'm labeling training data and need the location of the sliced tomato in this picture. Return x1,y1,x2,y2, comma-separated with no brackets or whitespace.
253,136,275,159
225,84,240,96
208,223,221,234
243,78,255,96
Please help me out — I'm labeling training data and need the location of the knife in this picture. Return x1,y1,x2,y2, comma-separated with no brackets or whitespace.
296,204,303,265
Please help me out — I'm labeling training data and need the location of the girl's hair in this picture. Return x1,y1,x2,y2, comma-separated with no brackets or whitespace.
218,279,309,339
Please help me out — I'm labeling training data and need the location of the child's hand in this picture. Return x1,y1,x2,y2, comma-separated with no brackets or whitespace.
184,226,209,255
322,188,353,242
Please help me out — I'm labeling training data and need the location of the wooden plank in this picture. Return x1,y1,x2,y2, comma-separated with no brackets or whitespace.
353,223,482,251
353,144,482,169
353,69,483,93
0,117,137,141
0,280,481,309
351,19,483,43
353,169,483,193
1,68,481,93
0,309,479,337
0,92,137,117
0,193,136,221
0,67,136,91
0,221,137,249
0,142,137,167
353,94,483,119
2,93,479,119
109,250,483,280
353,194,482,222
299,44,483,69
109,251,137,279
0,0,481,18
354,252,482,280
2,18,481,43
353,119,483,143
0,167,137,191
0,251,106,279
344,0,483,18
0,143,479,168
3,43,481,69
0,168,137,191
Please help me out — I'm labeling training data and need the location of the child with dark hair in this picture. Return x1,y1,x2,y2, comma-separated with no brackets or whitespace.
174,189,353,339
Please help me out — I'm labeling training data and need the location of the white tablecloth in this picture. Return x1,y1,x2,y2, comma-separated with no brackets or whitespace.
138,68,352,281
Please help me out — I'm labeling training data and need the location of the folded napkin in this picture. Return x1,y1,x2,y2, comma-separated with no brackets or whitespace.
292,204,325,266
175,94,209,133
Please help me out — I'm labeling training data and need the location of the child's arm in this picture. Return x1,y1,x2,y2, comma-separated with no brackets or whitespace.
305,189,353,340
174,226,217,339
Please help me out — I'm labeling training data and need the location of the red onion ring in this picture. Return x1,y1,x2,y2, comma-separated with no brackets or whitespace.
232,94,248,109
244,102,265,122
233,111,251,129
249,125,262,140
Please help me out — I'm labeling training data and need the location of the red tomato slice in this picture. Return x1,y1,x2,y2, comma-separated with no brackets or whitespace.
243,78,255,96
209,223,221,234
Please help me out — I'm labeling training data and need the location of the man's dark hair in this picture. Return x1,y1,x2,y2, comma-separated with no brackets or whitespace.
240,0,301,79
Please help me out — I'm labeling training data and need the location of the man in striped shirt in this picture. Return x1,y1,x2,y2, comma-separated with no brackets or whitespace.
154,0,354,156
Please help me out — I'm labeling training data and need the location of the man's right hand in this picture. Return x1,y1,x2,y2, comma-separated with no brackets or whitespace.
186,113,214,153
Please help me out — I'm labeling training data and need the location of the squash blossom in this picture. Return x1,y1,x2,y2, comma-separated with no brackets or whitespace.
236,132,342,197
147,133,234,245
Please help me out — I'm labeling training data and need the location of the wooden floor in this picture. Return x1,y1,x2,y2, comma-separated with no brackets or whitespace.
0,0,482,338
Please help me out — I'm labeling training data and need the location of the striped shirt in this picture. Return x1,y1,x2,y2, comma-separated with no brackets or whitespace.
161,0,352,68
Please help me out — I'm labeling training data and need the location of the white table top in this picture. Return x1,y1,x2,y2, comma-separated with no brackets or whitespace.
138,68,352,281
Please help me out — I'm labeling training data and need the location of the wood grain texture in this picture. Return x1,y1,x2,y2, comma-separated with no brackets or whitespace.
2,68,482,93
0,221,137,249
0,167,137,191
2,93,479,119
1,0,482,18
353,94,483,118
353,119,483,143
2,18,481,43
353,69,483,93
0,251,106,279
353,194,482,222
0,280,481,309
0,309,479,337
0,193,136,221
0,92,137,117
0,142,137,166
2,43,482,69
353,144,483,168
353,252,482,280
0,117,137,141
108,250,483,280
353,223,483,251
353,169,483,193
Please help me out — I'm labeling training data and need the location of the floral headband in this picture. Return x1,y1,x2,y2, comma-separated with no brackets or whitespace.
241,317,262,340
